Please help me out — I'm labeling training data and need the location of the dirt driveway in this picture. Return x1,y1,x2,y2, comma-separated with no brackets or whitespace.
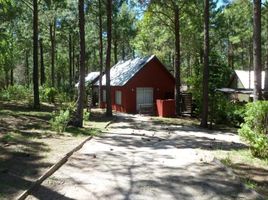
26,113,263,200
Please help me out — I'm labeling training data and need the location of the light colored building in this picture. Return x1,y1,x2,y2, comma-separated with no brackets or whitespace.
218,70,266,102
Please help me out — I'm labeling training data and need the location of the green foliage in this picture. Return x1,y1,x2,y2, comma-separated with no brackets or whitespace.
220,154,232,166
39,86,73,104
57,92,71,104
1,133,15,143
239,101,268,158
50,109,70,134
84,110,90,121
40,86,57,103
0,85,31,101
50,102,76,134
213,94,246,126
189,52,232,117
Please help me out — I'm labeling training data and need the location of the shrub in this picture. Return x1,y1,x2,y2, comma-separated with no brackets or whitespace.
212,94,246,126
50,109,70,134
0,85,31,101
40,87,57,103
57,92,71,104
239,101,268,158
50,102,76,133
84,110,90,121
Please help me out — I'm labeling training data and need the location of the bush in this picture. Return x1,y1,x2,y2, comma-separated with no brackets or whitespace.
50,102,77,133
0,85,31,101
212,94,246,126
57,92,71,104
50,109,70,134
40,87,57,103
84,110,90,121
239,101,268,158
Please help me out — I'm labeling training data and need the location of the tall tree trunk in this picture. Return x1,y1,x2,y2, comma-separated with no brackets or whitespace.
105,0,112,117
72,40,75,81
33,0,40,108
122,42,125,60
5,70,9,88
264,60,268,100
264,13,268,100
248,42,253,89
241,42,245,69
114,38,118,64
50,19,56,87
132,49,135,58
98,0,103,108
10,69,13,86
57,72,61,88
253,0,262,101
73,0,86,127
69,32,72,88
228,40,234,70
113,28,118,64
25,50,29,86
40,38,45,85
76,54,80,80
200,0,209,128
174,4,181,116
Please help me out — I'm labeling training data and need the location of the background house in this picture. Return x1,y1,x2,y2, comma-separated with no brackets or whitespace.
219,70,265,102
229,70,265,89
95,55,175,114
76,71,100,87
76,72,100,107
85,72,100,85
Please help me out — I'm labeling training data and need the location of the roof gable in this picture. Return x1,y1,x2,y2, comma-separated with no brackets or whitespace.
76,72,100,87
97,55,155,86
85,72,100,83
235,70,265,89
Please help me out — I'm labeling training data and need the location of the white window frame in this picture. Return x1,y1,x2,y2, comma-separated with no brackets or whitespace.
115,90,122,105
102,90,106,102
136,87,153,111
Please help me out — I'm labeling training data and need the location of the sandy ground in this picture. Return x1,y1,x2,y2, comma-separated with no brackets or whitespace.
27,113,263,200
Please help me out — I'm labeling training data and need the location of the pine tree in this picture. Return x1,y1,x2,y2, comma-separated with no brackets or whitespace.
253,0,262,101
74,0,86,127
200,0,209,128
33,0,40,108
105,0,113,117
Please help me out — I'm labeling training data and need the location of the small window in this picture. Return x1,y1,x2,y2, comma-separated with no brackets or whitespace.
115,90,122,105
102,90,106,102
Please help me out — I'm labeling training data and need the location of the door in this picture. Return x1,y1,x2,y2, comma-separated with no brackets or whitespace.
136,87,153,112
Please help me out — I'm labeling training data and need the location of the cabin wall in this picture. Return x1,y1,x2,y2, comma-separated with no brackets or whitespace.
122,58,175,113
100,58,175,114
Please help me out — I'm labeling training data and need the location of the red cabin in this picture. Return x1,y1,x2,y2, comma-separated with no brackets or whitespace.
93,55,175,114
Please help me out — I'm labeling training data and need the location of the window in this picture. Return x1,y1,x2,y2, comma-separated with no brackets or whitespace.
102,90,106,102
115,90,122,105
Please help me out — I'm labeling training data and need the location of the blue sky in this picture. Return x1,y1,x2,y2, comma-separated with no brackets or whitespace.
216,0,228,8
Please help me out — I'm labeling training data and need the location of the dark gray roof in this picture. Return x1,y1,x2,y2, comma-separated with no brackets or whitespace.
85,72,100,83
75,72,100,87
96,55,155,86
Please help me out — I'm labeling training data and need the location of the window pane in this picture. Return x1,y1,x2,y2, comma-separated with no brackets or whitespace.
103,90,106,102
115,91,122,105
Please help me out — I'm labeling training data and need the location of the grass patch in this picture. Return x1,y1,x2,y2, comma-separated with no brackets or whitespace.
220,154,232,166
215,149,268,167
0,109,51,118
242,178,258,190
215,149,268,198
150,116,199,127
1,133,15,143
66,127,102,136
0,102,111,199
